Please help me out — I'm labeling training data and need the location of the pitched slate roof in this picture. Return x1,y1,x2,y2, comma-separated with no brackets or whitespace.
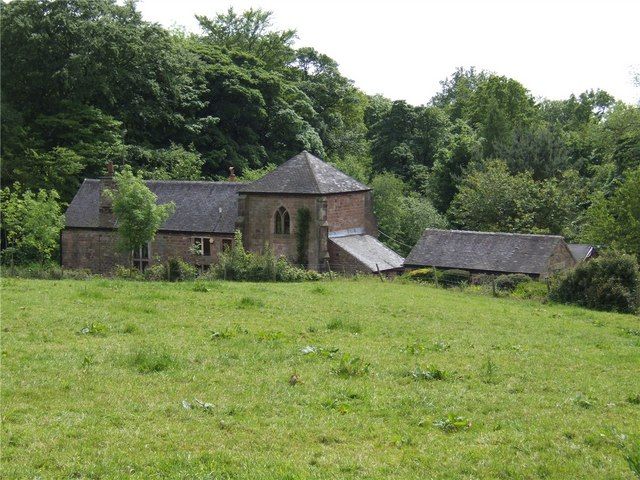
240,151,370,195
405,229,569,275
330,234,404,272
568,244,595,262
65,179,241,233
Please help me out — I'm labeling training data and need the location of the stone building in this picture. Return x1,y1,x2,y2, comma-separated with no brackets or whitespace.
404,229,576,279
62,151,404,274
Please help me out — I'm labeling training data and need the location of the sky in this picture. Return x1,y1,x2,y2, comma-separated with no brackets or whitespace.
138,0,639,105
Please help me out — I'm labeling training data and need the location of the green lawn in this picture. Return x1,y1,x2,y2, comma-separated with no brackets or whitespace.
1,277,639,479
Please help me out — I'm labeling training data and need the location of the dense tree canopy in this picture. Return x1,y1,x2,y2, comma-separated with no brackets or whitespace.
1,0,638,261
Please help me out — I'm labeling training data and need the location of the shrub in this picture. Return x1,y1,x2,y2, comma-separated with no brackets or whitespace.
114,265,143,280
166,258,197,282
512,281,548,300
550,253,640,313
405,268,439,282
495,273,533,292
440,269,470,286
144,263,167,281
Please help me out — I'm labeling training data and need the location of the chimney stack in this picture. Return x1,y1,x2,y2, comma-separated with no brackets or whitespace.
228,166,237,182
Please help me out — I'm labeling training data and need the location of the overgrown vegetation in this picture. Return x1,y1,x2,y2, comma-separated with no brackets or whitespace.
3,277,638,478
550,253,640,313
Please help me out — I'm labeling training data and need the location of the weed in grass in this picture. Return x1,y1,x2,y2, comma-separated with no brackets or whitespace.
572,392,594,409
81,355,95,368
613,430,640,478
311,285,328,295
623,328,640,337
300,345,339,358
128,347,175,373
628,394,640,405
256,330,284,341
409,365,446,381
122,323,139,334
404,342,425,354
78,322,108,337
210,324,248,340
332,354,369,377
326,318,362,334
430,340,450,352
481,357,498,384
237,296,264,308
192,283,210,292
322,391,363,413
307,325,318,333
433,413,472,433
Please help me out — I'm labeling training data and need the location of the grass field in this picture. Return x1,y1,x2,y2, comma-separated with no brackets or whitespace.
1,277,639,479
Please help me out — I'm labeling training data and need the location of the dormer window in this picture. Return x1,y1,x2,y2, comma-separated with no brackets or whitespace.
274,206,290,234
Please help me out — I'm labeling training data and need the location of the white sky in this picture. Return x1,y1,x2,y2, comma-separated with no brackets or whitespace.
138,0,640,105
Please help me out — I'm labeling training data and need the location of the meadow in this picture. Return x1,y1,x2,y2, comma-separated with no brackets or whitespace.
1,277,639,479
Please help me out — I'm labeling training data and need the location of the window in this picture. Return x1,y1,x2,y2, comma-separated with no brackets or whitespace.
132,243,150,271
193,237,212,256
221,238,232,251
274,206,290,234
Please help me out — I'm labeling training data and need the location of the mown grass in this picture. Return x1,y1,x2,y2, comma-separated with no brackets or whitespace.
1,277,639,479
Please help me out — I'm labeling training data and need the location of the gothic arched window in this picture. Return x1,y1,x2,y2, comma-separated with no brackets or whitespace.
274,206,290,234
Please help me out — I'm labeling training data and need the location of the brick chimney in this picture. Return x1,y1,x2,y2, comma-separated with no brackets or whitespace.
99,161,116,228
228,166,237,181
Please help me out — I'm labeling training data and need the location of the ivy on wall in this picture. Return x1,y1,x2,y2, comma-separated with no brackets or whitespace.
296,207,311,267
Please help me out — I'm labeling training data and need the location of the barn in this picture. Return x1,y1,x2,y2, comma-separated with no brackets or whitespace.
404,229,576,278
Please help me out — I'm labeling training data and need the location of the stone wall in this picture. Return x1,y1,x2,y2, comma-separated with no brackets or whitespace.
325,191,377,235
238,194,325,268
62,229,234,274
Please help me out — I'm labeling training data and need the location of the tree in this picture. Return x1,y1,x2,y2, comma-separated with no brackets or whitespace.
0,185,65,264
449,160,538,232
142,144,205,180
106,166,175,256
581,166,640,259
371,173,446,255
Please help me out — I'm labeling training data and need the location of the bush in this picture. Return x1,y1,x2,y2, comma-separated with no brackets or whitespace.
495,273,533,292
405,267,439,282
166,258,197,282
113,265,143,280
2,263,91,280
440,269,470,286
511,281,548,300
549,253,640,313
214,231,322,282
144,263,167,281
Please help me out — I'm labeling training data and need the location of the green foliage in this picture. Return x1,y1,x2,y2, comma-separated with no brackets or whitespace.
332,354,370,377
296,207,311,267
433,413,472,433
372,173,447,255
142,144,204,180
0,185,65,264
404,268,439,282
107,166,175,254
128,347,176,374
409,365,446,381
440,269,471,286
166,258,197,282
581,166,640,258
550,253,640,313
214,230,321,282
495,274,533,292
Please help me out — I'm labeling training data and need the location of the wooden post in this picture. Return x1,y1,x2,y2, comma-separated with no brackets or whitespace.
492,276,497,297
433,266,439,288
376,263,384,282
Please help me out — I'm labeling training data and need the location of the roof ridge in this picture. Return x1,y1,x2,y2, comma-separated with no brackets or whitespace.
424,228,564,239
302,151,323,194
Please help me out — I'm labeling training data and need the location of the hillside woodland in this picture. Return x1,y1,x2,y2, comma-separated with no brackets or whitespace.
1,0,639,261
